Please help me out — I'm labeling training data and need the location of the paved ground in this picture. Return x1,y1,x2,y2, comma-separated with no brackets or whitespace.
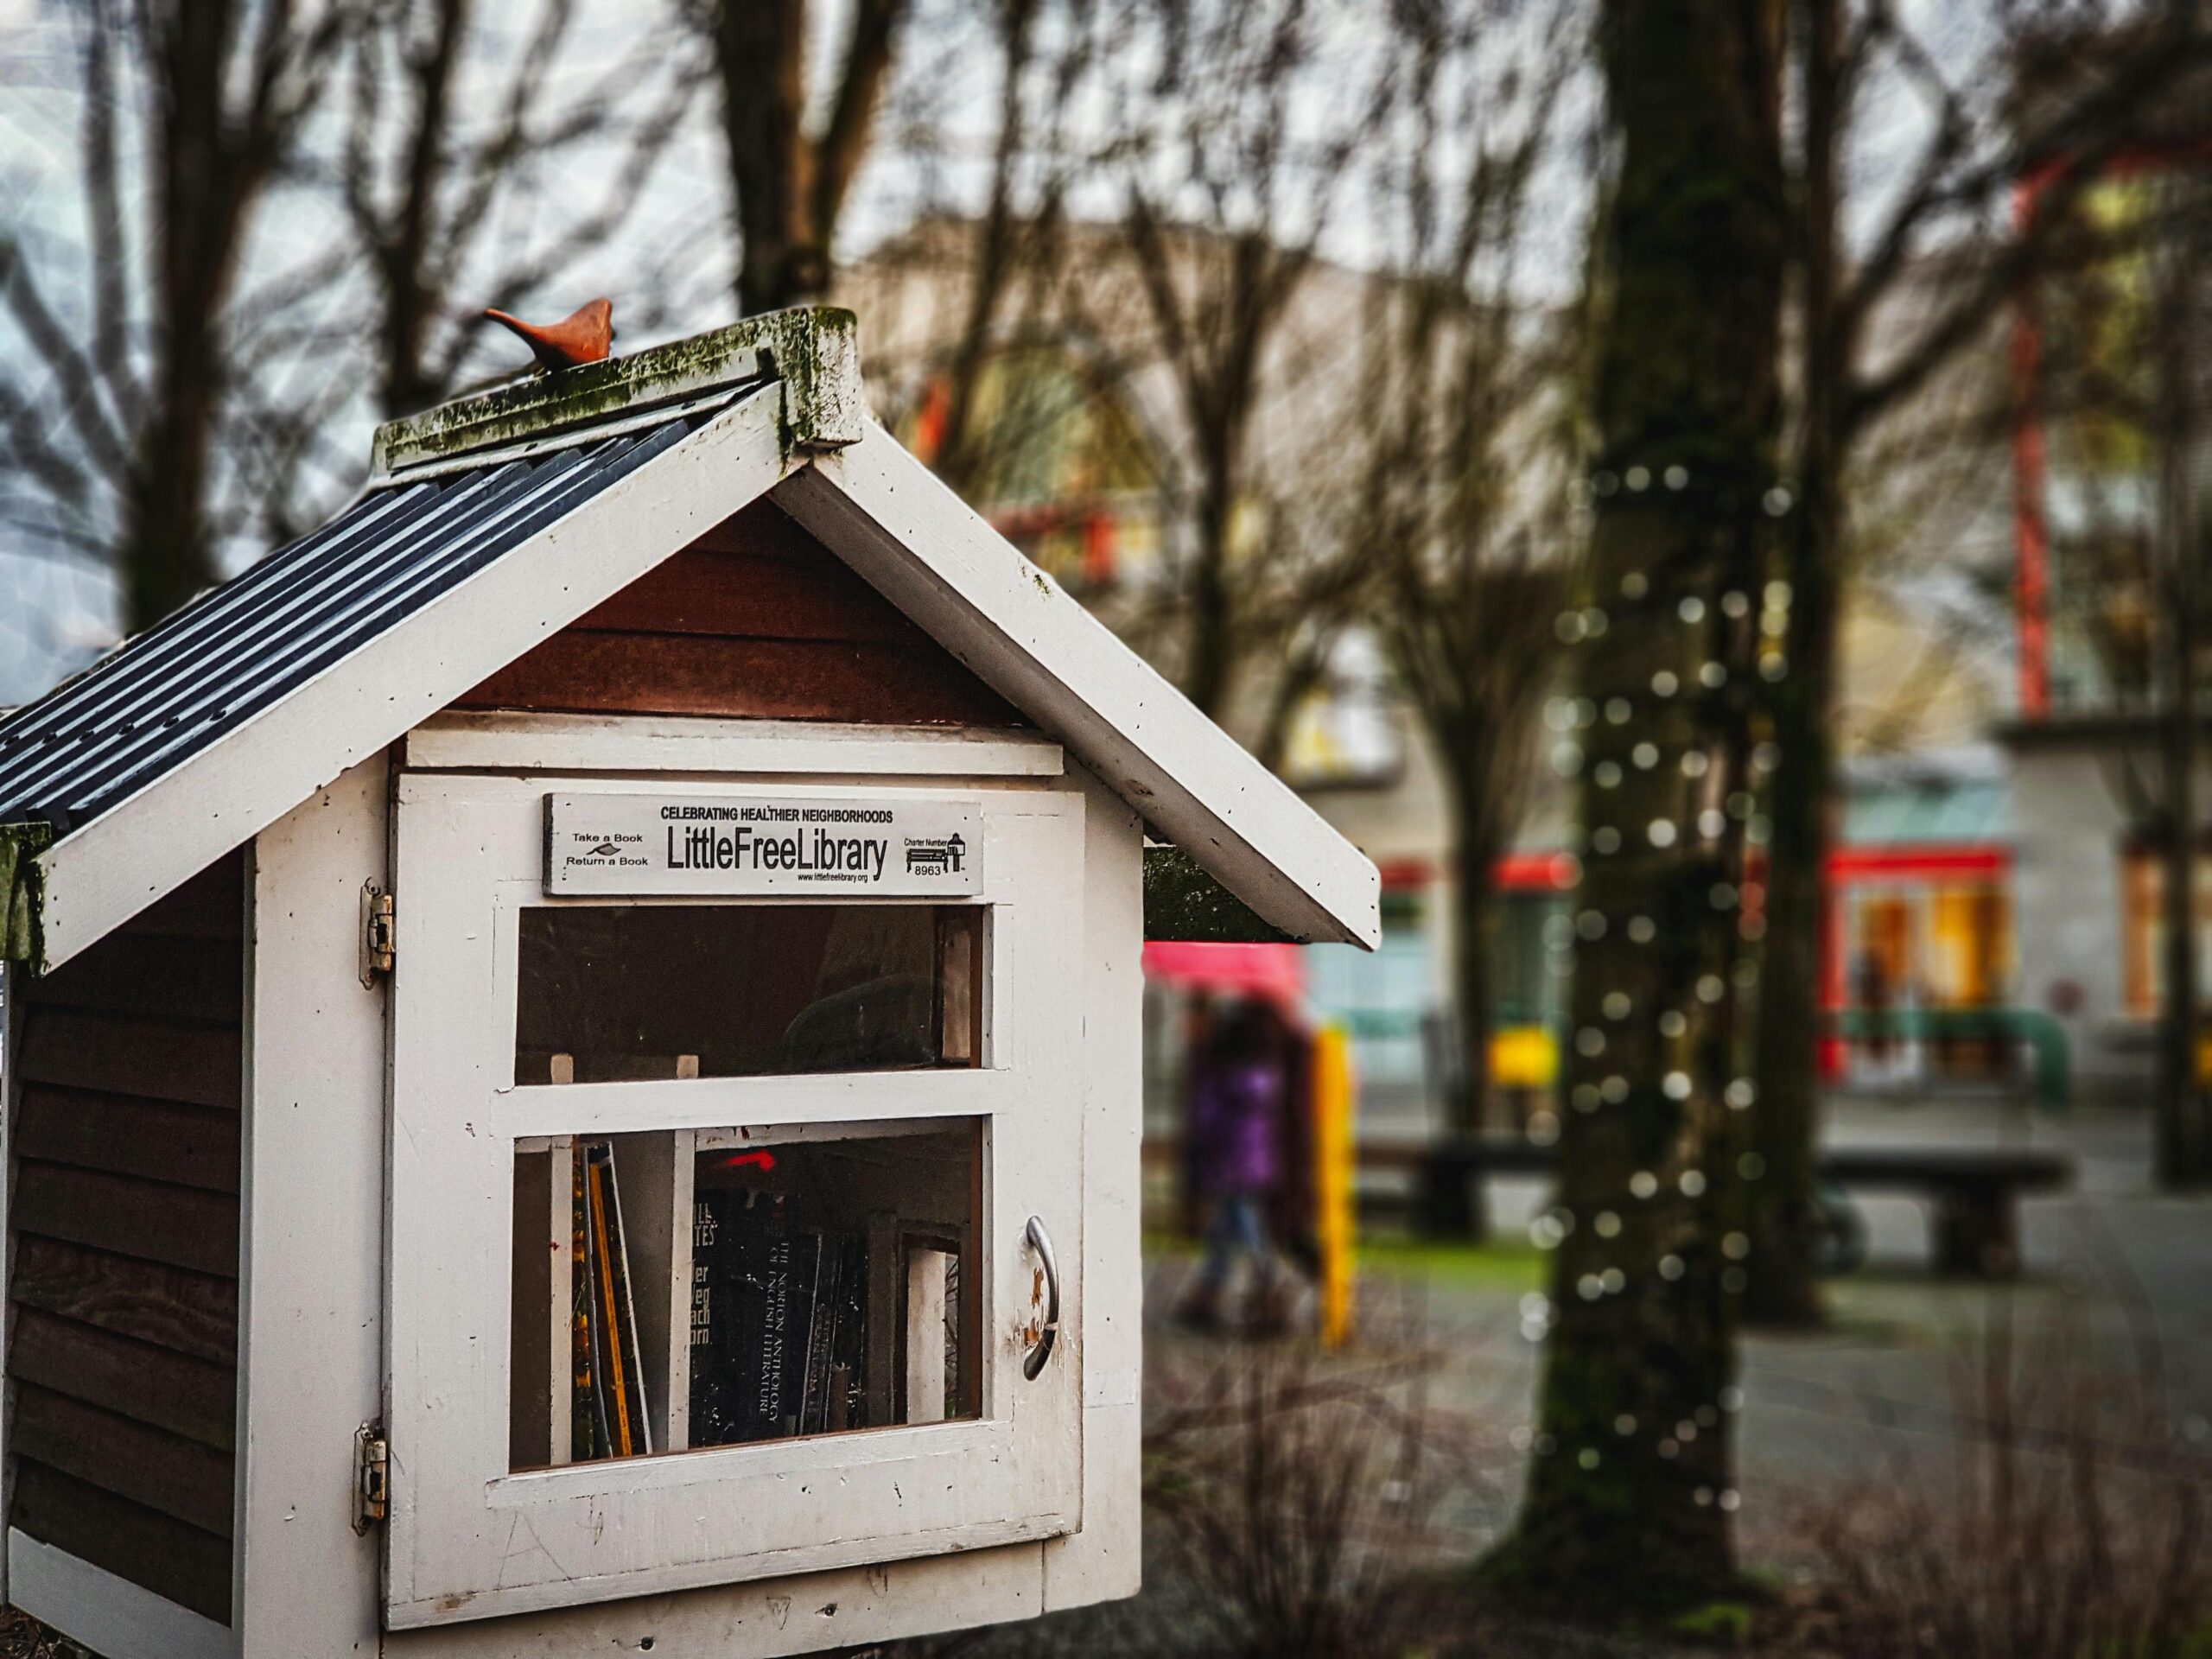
1379,1096,2212,1541
923,1094,2212,1656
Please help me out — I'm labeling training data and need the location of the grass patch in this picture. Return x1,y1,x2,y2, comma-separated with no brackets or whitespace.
1141,1233,1549,1294
1669,1599,1755,1643
1353,1235,1549,1291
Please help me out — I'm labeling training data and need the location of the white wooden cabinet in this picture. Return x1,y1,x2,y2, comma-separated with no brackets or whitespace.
385,772,1089,1627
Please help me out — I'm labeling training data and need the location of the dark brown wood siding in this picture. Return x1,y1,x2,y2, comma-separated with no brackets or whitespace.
7,852,244,1625
451,496,1023,726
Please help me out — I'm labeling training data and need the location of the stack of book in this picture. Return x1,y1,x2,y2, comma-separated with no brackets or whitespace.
690,1186,869,1446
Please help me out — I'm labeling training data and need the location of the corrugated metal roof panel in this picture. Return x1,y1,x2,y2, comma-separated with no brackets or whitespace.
0,410,710,835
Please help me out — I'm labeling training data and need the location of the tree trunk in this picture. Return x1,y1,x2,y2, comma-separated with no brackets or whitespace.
2157,604,2202,1185
2154,168,2211,1187
1183,480,1239,719
715,1,822,315
1743,0,1840,1325
121,0,258,633
1481,0,1783,1612
712,0,904,316
1743,482,1836,1322
925,0,1040,501
1446,751,1505,1137
118,368,219,633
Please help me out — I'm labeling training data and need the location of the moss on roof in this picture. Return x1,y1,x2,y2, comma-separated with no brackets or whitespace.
1,819,54,971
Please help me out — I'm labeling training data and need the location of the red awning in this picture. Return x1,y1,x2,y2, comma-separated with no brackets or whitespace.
1827,843,2010,880
1142,941,1306,1009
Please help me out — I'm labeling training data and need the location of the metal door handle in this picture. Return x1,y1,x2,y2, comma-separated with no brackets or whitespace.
1022,1215,1061,1381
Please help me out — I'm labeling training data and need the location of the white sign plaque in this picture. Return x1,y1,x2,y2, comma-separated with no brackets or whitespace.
544,794,982,896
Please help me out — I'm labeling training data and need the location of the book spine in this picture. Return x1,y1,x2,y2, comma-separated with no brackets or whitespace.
597,1143,654,1456
826,1235,869,1430
741,1194,794,1444
800,1231,837,1435
575,1146,611,1460
584,1145,641,1458
686,1189,741,1447
779,1230,823,1436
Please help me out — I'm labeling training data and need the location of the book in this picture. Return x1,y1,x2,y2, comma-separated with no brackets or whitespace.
798,1230,836,1436
690,1187,804,1446
761,1225,817,1438
688,1185,758,1446
571,1146,602,1461
823,1234,869,1431
941,1249,963,1419
800,1238,849,1442
580,1141,652,1459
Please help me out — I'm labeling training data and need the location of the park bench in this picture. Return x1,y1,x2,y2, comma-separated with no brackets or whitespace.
1392,1136,2072,1276
1141,1133,2072,1275
1813,1146,2072,1275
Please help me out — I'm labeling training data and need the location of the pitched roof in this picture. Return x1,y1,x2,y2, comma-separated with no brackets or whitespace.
0,308,1376,971
0,415,715,836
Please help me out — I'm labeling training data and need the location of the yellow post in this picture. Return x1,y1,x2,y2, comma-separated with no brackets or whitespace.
1313,1023,1356,1350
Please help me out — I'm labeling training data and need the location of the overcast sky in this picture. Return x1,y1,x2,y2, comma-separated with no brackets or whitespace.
0,0,2039,706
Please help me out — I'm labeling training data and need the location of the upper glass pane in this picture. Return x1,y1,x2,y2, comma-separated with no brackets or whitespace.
517,904,982,1085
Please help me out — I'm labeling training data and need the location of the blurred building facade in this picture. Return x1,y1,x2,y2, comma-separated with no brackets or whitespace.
838,216,2051,1124
818,31,2208,1120
1996,138,2212,1102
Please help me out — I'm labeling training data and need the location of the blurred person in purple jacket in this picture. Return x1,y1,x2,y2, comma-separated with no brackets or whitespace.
1175,998,1295,1334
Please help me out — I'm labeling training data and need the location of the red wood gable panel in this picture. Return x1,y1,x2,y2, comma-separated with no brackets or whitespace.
453,498,1022,726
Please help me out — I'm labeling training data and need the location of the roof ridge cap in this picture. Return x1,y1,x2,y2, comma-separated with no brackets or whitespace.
369,306,862,478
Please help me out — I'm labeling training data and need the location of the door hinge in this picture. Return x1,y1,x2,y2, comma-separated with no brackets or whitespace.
359,881,395,987
353,1420,389,1534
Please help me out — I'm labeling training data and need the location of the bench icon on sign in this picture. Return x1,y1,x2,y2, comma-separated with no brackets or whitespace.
906,834,966,877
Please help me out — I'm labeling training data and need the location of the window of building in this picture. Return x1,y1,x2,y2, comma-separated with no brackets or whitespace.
1306,890,1432,1087
1278,629,1405,790
2120,850,2212,1016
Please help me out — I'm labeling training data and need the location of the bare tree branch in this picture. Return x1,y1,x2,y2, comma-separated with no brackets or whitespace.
816,0,909,238
1845,10,2212,434
0,236,133,484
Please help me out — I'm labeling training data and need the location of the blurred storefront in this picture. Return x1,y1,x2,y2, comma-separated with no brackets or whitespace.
1158,731,2037,1127
1301,856,1570,1139
1995,715,2210,1103
1822,758,2018,1087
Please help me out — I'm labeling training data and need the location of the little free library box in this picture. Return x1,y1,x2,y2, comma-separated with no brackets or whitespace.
0,308,1376,1659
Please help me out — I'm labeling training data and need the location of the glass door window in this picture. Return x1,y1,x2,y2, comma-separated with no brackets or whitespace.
509,1119,984,1471
514,904,983,1084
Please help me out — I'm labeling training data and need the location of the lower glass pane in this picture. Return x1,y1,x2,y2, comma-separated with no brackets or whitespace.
510,1120,982,1471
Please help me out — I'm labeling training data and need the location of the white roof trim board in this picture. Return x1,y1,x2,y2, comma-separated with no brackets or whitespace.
3,310,1377,970
777,431,1377,949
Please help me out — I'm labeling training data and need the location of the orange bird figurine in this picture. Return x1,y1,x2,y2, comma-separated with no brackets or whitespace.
484,298,613,372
